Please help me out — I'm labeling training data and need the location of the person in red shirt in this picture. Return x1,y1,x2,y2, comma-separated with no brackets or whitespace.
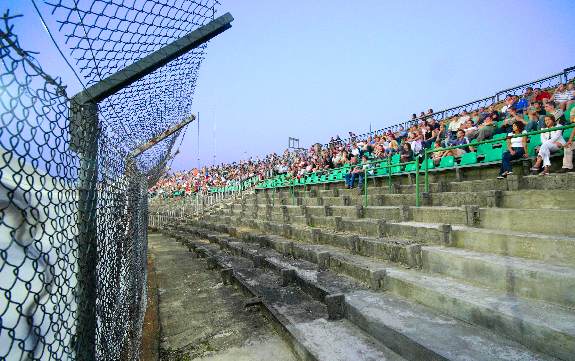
533,87,551,102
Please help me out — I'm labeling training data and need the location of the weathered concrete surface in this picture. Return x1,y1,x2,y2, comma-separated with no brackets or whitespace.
148,233,296,361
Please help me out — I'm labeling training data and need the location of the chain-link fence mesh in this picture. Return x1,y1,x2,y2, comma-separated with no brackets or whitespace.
1,0,220,359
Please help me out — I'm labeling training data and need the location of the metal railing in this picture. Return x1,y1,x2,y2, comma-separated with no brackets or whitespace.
321,65,575,148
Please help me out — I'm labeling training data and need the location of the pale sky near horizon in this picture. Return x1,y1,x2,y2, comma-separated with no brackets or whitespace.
5,0,575,171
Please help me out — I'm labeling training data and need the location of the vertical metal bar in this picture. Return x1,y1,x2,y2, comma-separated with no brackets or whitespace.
415,157,420,207
74,101,98,361
291,179,295,206
424,150,430,193
387,157,392,192
363,168,368,207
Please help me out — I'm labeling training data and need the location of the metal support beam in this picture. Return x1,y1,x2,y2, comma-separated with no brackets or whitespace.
129,114,195,159
72,12,233,105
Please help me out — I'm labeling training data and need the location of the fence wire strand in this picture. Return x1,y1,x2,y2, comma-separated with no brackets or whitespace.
1,0,219,359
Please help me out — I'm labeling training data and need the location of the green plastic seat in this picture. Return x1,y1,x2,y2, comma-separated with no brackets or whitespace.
391,154,401,164
566,103,575,121
563,127,574,142
376,167,389,176
438,156,455,168
421,158,435,170
483,147,503,162
404,162,417,172
391,165,402,174
460,152,478,166
528,134,542,156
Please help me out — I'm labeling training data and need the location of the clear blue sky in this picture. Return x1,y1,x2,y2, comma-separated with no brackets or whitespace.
6,0,575,171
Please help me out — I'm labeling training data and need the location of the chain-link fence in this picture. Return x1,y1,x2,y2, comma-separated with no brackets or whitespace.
1,0,222,359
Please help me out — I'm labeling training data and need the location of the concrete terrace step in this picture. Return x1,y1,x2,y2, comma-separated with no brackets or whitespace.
421,246,575,307
501,189,575,209
345,290,555,361
479,208,575,236
180,222,575,360
179,236,405,361
451,225,575,266
195,227,559,361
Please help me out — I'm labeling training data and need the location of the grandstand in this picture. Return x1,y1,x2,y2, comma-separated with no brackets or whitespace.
153,67,575,360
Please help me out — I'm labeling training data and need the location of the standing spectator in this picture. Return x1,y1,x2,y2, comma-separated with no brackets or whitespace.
497,122,528,179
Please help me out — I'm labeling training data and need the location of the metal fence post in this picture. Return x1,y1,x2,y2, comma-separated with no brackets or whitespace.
73,101,99,361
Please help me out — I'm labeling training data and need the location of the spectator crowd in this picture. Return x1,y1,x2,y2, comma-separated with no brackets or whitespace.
150,81,575,197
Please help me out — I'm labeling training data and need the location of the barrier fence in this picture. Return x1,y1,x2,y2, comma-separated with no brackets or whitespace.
0,1,228,360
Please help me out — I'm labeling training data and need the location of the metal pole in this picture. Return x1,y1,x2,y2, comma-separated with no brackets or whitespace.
424,150,430,193
291,179,295,206
74,101,99,361
387,157,392,192
363,168,368,207
415,157,420,207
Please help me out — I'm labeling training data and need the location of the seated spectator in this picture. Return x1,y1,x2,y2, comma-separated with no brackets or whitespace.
552,83,575,110
530,115,565,175
544,101,565,124
468,112,497,141
445,129,469,158
559,111,575,173
525,110,541,132
447,116,462,137
497,121,528,179
500,95,517,114
387,138,399,155
533,87,551,102
344,155,368,191
431,140,447,166
399,142,413,163
515,94,529,114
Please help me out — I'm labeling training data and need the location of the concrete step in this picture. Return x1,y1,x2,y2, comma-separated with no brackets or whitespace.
421,246,575,307
411,206,469,225
452,225,575,266
180,235,406,361
346,290,555,361
383,221,449,244
182,225,557,361
447,178,509,192
362,206,402,221
501,190,575,209
479,208,575,236
188,221,575,360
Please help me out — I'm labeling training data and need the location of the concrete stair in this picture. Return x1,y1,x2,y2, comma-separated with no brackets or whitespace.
153,172,575,360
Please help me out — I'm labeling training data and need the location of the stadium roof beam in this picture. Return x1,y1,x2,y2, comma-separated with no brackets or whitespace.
72,12,234,105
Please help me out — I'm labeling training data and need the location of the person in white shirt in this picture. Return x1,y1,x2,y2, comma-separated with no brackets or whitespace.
530,115,565,175
497,121,528,179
